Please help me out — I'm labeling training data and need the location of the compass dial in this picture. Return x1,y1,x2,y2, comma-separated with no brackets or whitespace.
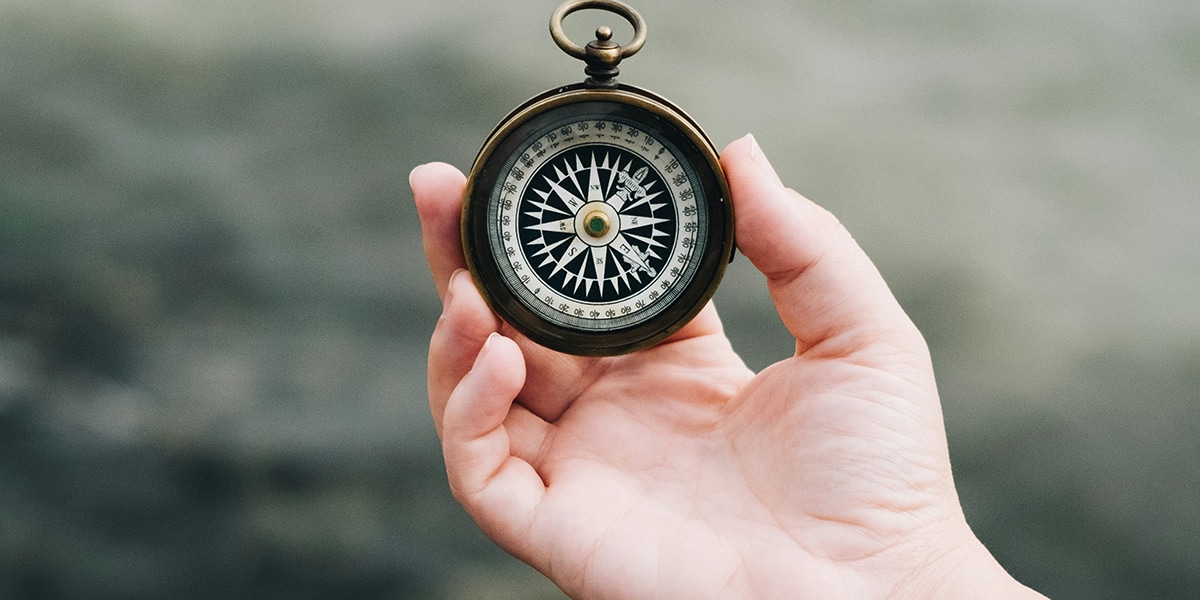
515,145,677,305
465,94,732,355
495,120,702,331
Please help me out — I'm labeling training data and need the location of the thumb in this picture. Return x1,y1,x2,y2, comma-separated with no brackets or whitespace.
442,333,547,558
721,134,924,358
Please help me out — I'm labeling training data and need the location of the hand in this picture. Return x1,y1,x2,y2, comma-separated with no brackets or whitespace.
410,135,1044,599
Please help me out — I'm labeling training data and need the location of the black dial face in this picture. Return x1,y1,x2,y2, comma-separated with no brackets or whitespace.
467,94,730,355
517,144,678,302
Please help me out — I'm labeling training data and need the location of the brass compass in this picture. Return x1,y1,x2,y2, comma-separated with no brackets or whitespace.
463,0,734,356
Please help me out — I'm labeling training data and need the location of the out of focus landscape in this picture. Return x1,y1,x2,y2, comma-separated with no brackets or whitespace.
0,0,1196,598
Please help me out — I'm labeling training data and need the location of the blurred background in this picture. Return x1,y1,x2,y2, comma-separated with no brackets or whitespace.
0,0,1196,598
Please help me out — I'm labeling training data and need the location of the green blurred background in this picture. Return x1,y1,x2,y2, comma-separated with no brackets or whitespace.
1,0,1196,598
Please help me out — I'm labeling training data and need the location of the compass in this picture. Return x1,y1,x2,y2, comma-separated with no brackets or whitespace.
463,0,734,356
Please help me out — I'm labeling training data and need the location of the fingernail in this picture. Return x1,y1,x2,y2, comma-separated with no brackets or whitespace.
408,164,425,189
443,269,465,316
747,133,763,161
745,133,784,187
469,332,500,374
747,134,770,171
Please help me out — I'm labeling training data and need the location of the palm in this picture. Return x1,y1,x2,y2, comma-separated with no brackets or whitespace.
499,318,951,599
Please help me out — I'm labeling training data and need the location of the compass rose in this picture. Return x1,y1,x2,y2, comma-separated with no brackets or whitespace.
517,145,676,304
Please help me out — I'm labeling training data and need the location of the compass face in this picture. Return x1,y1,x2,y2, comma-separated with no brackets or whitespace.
466,94,732,355
514,144,679,306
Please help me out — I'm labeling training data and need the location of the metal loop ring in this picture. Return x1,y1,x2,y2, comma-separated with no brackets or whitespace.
550,0,647,61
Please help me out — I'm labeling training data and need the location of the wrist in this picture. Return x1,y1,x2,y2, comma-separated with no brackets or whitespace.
893,528,1046,600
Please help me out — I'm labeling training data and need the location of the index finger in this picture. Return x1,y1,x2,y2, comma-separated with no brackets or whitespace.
410,162,468,299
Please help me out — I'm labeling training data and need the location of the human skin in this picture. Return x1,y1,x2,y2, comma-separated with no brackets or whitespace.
410,134,1047,599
